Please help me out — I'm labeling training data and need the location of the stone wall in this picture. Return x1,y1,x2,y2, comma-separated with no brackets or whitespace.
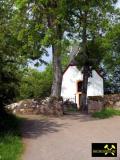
6,94,120,115
6,98,64,116
88,96,104,113
104,94,120,109
88,94,120,113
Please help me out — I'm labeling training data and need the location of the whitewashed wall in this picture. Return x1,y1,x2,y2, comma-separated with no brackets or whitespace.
61,66,104,103
87,70,104,96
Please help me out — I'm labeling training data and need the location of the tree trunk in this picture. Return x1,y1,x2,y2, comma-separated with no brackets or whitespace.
80,64,89,113
80,10,89,113
46,1,63,99
51,45,63,99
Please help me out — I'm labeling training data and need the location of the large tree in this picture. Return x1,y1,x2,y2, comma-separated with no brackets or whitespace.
72,0,119,112
14,0,72,99
12,0,119,113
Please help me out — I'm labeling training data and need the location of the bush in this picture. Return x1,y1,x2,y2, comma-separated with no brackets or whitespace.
19,65,53,100
92,108,120,119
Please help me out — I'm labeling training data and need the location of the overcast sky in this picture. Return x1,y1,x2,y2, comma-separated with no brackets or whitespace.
30,0,120,71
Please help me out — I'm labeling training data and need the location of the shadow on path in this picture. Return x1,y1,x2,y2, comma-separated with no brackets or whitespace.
20,113,103,140
21,117,67,139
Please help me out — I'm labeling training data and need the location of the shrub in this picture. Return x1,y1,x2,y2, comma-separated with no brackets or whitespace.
92,108,120,119
19,65,53,100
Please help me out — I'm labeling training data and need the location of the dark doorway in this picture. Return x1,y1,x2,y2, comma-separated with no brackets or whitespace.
77,81,83,92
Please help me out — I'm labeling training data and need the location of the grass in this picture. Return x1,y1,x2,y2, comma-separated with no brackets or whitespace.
92,108,120,119
0,112,23,160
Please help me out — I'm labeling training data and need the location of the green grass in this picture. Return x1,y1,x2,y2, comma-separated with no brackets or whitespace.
92,108,120,119
0,112,23,160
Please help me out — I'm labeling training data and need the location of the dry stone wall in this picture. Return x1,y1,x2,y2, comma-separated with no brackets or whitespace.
104,94,120,109
6,98,64,116
88,96,104,113
6,94,120,115
88,94,120,113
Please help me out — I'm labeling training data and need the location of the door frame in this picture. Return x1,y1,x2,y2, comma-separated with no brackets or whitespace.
76,80,83,109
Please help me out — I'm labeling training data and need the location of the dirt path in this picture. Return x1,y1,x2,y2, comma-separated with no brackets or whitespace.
21,113,120,160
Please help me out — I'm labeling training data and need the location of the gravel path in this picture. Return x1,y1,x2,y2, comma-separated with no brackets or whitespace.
21,113,120,160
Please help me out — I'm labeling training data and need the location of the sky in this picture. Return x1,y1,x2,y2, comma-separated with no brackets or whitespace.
117,0,120,8
30,0,120,72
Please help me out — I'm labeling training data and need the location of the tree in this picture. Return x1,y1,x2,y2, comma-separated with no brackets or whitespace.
18,52,69,100
12,0,119,114
103,23,120,68
0,0,26,115
102,23,120,94
14,0,72,100
72,0,119,112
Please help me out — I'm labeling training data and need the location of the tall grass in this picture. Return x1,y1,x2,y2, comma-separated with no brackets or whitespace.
0,113,23,160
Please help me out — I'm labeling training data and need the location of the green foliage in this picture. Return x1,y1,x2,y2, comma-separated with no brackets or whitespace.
19,65,53,99
72,0,118,67
103,24,120,71
92,108,120,119
0,0,27,107
61,52,70,71
18,49,69,100
0,113,23,160
72,1,119,104
102,24,120,94
75,38,106,70
14,0,72,64
0,0,120,105
72,0,118,38
104,65,120,94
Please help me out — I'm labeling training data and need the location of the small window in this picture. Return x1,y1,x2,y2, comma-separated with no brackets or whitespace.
77,81,83,92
